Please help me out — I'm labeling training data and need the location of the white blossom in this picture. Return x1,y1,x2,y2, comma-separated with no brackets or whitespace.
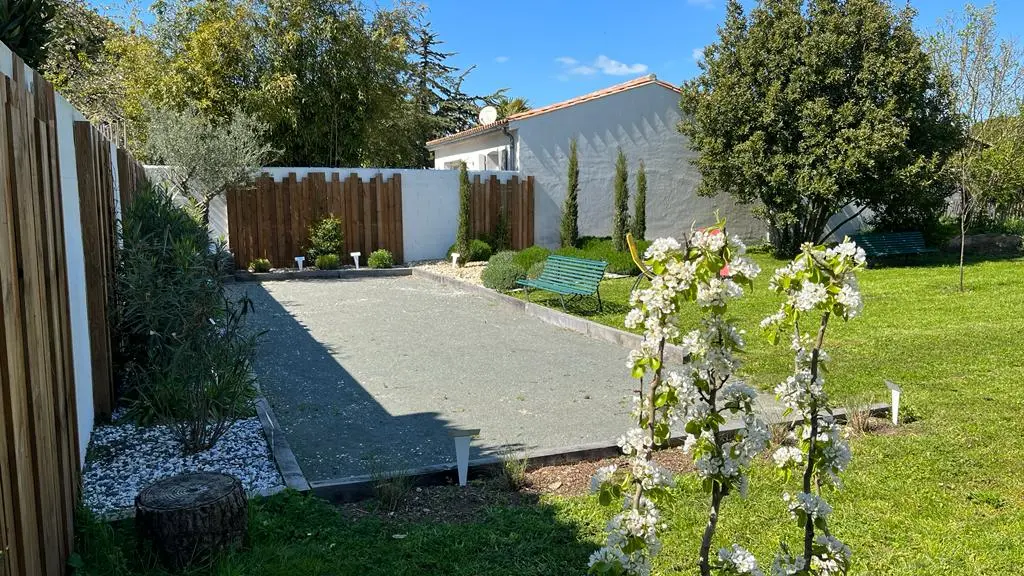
784,492,832,521
718,544,764,575
770,551,806,576
644,237,682,261
618,428,651,457
590,465,618,493
793,281,827,311
772,446,804,468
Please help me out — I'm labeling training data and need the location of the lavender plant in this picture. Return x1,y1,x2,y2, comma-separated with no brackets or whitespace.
588,222,768,576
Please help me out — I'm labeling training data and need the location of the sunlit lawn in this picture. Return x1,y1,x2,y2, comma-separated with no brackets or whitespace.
78,255,1024,575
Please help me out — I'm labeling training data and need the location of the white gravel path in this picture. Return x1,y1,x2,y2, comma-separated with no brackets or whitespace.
82,416,283,520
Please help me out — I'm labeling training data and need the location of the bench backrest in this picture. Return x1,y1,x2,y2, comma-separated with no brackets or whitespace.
538,255,607,291
851,231,927,255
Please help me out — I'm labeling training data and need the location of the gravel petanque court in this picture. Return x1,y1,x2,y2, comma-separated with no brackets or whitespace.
233,276,777,483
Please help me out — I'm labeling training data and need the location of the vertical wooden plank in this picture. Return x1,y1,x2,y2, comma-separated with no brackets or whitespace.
271,176,285,266
287,173,300,265
362,177,372,255
526,176,535,246
393,173,403,263
511,175,522,249
0,73,31,576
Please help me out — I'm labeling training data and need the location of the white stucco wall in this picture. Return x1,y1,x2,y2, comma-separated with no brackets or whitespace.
430,130,514,170
54,84,95,466
514,83,765,248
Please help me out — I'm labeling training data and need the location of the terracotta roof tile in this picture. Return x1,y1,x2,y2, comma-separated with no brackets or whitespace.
426,74,680,148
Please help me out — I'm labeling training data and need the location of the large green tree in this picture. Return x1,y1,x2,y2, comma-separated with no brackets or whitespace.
1,0,52,68
680,0,960,256
928,3,1024,291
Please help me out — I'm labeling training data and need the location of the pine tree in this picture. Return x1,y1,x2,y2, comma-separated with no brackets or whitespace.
632,160,647,241
561,138,580,247
612,148,630,251
455,162,472,265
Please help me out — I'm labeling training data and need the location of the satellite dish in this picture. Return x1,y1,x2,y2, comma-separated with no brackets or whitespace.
478,105,498,125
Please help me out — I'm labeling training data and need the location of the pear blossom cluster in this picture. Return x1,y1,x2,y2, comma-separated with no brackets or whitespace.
761,239,866,576
588,222,767,576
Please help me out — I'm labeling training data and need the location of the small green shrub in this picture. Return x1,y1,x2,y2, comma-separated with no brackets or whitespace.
513,245,551,271
367,249,394,269
248,258,271,273
482,251,526,291
315,254,341,270
498,444,530,491
306,216,344,262
527,261,545,279
447,238,492,263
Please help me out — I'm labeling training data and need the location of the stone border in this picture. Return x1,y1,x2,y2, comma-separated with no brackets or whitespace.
254,397,311,492
310,403,891,503
410,268,690,363
234,267,412,282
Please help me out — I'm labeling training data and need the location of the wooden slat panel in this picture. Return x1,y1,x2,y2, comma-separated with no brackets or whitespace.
393,174,404,263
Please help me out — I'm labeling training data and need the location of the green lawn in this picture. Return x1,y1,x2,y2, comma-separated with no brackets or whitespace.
77,255,1024,575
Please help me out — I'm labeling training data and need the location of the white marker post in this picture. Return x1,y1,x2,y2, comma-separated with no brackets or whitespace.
294,256,305,271
449,428,480,487
885,380,901,425
451,252,461,267
350,252,362,269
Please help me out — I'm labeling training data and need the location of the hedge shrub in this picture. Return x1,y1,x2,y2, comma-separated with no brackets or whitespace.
315,254,341,270
482,251,526,291
307,216,343,262
513,245,551,271
249,258,271,273
447,238,492,263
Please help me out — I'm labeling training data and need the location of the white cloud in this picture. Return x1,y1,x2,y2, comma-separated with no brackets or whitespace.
593,55,648,76
495,56,510,63
556,55,648,77
692,47,704,62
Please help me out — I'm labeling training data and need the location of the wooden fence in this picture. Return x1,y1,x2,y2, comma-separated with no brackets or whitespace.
468,174,534,250
226,172,405,268
74,122,120,418
0,59,80,576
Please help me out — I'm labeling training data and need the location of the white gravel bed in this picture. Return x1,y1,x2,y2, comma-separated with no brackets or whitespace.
410,259,486,286
82,416,283,520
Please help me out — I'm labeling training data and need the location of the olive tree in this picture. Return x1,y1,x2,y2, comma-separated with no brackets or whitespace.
146,105,274,228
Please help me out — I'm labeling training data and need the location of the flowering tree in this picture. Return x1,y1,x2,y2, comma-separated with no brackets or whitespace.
588,222,768,576
760,240,866,575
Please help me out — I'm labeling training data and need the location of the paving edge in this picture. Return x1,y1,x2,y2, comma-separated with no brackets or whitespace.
410,268,689,362
310,403,891,503
234,267,412,282
254,397,312,492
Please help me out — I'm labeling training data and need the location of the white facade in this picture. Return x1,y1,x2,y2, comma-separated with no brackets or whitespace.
430,78,766,248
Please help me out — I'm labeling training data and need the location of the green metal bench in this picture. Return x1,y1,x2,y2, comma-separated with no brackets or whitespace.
518,255,607,311
850,231,938,259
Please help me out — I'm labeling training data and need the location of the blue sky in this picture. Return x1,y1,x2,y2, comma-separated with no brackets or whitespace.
93,0,1023,109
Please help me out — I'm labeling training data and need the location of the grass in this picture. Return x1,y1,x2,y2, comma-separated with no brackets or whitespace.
76,255,1024,575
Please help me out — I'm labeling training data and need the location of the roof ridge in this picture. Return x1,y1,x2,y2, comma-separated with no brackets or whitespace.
427,74,679,148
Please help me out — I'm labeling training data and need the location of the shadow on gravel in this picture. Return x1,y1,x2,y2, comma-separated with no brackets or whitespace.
230,280,526,483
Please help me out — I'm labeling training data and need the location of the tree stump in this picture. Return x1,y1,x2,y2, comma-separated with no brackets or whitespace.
135,472,248,570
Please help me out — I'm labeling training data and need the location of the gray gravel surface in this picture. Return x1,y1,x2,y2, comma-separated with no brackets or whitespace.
231,277,780,482
82,417,283,519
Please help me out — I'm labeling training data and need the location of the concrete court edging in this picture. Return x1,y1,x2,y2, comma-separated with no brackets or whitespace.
310,404,891,503
234,267,412,282
254,396,311,492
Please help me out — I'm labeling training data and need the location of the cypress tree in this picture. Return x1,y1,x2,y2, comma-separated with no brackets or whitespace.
455,162,472,264
612,148,630,251
561,138,580,247
632,160,647,241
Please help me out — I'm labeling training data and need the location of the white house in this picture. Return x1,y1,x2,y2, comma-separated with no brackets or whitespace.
427,74,767,247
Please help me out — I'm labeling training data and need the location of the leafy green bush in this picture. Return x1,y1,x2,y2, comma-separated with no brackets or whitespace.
527,261,546,279
249,258,271,272
315,254,341,270
116,184,257,453
367,249,394,269
447,238,492,263
554,237,648,275
513,245,551,271
306,216,344,262
482,251,526,291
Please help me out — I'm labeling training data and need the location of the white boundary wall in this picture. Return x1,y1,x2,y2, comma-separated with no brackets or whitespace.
150,167,520,263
